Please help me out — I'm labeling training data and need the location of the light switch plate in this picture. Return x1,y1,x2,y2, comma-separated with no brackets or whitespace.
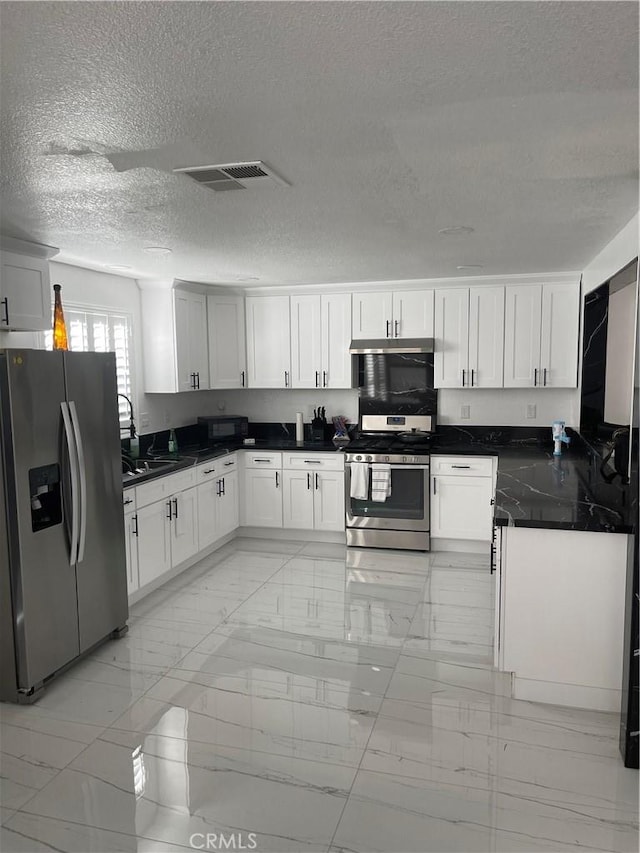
140,412,150,428
526,404,537,419
460,404,471,419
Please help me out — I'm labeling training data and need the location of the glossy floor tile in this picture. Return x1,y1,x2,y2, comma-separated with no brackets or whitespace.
1,539,637,853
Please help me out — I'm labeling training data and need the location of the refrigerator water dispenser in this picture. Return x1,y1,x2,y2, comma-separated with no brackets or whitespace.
28,464,62,532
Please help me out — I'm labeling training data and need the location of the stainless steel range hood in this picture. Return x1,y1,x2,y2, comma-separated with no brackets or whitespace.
349,337,434,355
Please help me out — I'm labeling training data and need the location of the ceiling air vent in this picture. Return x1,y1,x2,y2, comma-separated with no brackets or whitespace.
173,161,289,192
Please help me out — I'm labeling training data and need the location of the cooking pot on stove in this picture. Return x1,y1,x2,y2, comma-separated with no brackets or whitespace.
398,430,431,444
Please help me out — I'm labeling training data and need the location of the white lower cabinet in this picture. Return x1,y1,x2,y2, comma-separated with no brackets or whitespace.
123,503,139,595
430,456,494,541
197,458,240,548
217,469,239,536
136,498,172,588
244,468,283,527
169,486,199,567
281,454,345,532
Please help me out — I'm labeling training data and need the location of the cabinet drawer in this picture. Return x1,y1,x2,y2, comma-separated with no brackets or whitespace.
217,453,238,473
431,455,494,477
122,487,136,510
136,467,197,507
244,451,282,469
283,452,344,472
197,460,219,482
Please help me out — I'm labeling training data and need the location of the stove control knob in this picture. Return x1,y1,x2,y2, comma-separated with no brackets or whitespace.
403,456,408,463
384,455,390,463
366,455,373,462
355,455,362,461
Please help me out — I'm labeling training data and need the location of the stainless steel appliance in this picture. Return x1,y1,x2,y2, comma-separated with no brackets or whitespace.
345,414,433,551
0,350,128,703
197,415,248,445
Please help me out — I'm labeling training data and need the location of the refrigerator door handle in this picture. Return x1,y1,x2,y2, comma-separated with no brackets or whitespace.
68,401,88,564
60,402,80,566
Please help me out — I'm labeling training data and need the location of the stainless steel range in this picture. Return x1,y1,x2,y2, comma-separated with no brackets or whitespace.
345,414,434,551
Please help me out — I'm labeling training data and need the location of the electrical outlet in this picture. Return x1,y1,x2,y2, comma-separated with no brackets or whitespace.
217,399,226,412
526,404,537,419
164,411,170,425
140,412,150,428
460,404,471,419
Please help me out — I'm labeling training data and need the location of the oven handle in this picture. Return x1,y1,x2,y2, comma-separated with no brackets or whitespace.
346,463,429,472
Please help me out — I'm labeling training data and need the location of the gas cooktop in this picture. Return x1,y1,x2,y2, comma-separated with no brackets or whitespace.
348,434,436,454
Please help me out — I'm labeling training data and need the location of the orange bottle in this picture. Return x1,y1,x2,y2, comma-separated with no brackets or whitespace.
52,284,68,350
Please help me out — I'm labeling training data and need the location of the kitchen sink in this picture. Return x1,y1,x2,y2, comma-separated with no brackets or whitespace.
122,456,186,480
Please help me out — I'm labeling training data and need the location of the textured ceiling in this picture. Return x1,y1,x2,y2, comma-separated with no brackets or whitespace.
1,1,638,285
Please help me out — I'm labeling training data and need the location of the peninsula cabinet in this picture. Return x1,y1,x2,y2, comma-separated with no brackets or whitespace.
141,286,209,393
434,287,504,388
0,250,51,332
290,293,352,388
207,294,247,389
430,456,494,541
351,289,434,340
245,296,291,388
503,282,579,388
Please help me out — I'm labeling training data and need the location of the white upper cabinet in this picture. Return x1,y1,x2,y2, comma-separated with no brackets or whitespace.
351,289,434,339
504,282,579,388
0,250,51,332
291,293,352,389
434,286,504,388
207,294,247,389
141,286,209,393
246,295,291,388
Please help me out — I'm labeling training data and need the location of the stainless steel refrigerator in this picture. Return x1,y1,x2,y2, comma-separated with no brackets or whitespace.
0,349,128,703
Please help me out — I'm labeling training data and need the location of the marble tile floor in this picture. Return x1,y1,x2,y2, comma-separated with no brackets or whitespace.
1,537,637,852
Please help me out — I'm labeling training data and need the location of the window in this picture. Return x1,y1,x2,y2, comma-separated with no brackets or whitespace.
44,307,135,427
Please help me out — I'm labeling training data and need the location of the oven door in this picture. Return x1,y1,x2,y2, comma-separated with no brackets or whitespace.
345,464,429,532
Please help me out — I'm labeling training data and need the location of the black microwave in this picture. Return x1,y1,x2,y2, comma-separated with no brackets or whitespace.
198,415,249,444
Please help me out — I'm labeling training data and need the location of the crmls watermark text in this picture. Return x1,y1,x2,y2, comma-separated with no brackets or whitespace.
189,832,258,850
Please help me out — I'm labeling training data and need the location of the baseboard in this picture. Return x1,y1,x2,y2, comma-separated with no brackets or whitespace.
430,537,491,553
512,675,622,712
239,526,346,544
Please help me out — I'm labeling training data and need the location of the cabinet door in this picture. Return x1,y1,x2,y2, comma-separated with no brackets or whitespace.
291,295,322,388
313,471,346,532
246,296,291,387
540,283,579,388
171,486,199,567
282,470,315,529
217,470,239,537
321,293,352,388
431,475,493,541
243,469,283,527
207,294,247,389
352,291,393,339
503,285,542,388
197,479,219,551
393,290,434,339
468,287,504,388
124,509,139,596
137,499,172,588
0,251,51,331
174,291,209,391
434,289,469,388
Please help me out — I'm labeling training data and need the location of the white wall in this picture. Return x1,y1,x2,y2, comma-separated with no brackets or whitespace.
438,387,579,428
206,388,359,428
582,213,639,294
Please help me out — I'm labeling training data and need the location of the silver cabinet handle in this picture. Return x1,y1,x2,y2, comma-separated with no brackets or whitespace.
275,471,279,488
166,500,172,520
284,371,289,387
315,473,319,490
315,371,320,387
386,319,390,338
433,478,436,495
173,497,178,518
132,514,138,537
471,369,475,386
534,367,538,386
451,465,471,469
303,460,321,464
1,297,8,326
307,473,311,489
196,372,200,389
253,458,271,463
123,497,133,505
241,370,245,387
543,368,548,386
220,478,225,496
216,479,221,497
323,370,327,387
462,369,466,386
394,319,399,337
203,468,215,474
224,460,234,467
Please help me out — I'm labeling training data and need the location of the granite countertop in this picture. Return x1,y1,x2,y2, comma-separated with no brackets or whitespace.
431,428,632,534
